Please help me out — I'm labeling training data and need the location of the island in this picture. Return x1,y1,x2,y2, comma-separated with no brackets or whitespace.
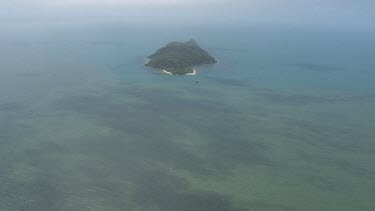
145,39,217,75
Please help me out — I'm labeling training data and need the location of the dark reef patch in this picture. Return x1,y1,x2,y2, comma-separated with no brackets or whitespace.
287,63,343,72
132,170,248,211
0,102,31,113
253,88,375,105
53,85,272,176
297,149,375,181
246,202,297,211
253,90,327,105
281,116,374,153
205,76,250,87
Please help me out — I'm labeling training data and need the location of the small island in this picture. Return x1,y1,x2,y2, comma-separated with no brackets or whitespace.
145,39,217,75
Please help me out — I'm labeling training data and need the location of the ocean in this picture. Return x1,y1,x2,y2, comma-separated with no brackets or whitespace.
0,22,374,210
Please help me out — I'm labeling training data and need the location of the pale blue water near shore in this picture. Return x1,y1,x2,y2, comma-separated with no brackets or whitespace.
0,23,375,210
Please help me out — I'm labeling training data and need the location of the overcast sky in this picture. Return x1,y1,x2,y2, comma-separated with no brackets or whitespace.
1,0,374,29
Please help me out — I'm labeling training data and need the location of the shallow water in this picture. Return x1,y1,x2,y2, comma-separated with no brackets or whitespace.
0,23,374,210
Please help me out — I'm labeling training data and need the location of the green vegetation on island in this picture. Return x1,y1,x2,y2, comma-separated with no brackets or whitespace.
145,39,217,75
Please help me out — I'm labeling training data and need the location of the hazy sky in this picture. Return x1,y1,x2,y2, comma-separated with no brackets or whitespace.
1,0,374,29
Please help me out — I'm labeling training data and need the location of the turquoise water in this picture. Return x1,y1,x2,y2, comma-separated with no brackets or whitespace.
0,23,375,210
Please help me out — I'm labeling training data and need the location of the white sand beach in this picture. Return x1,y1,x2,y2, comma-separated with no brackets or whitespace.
162,68,196,76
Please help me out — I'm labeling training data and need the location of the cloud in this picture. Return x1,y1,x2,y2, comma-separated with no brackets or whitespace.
27,0,227,7
0,0,374,29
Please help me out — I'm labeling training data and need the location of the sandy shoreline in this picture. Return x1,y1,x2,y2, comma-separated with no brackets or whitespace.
146,58,197,75
162,69,173,75
144,58,151,65
162,68,196,76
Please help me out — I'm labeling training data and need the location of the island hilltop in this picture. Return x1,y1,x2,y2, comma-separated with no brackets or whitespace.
145,39,217,75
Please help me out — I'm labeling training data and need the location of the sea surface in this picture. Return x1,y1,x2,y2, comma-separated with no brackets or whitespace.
0,22,374,210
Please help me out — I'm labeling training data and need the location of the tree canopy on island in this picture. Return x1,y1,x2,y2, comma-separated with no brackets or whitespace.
145,39,217,75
